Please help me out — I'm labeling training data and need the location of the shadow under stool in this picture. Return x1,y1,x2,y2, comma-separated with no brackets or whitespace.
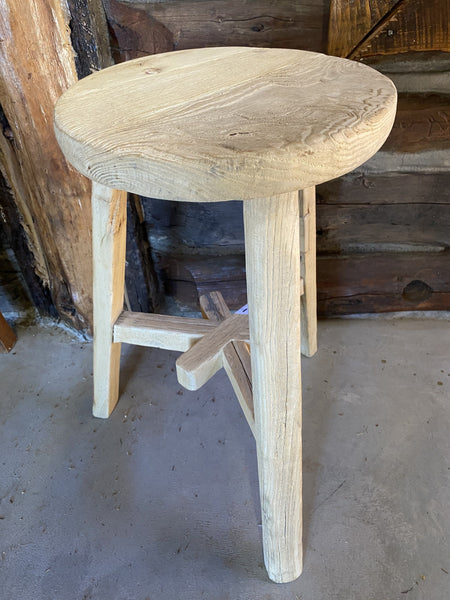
54,47,397,583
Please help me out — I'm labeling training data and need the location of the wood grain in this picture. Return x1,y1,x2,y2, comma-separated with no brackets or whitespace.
328,0,399,57
176,314,249,390
114,310,216,350
381,94,450,154
0,0,110,330
317,251,450,314
92,182,127,418
299,187,317,357
199,291,254,437
349,0,450,59
105,0,328,54
244,192,302,583
104,0,173,62
54,46,397,202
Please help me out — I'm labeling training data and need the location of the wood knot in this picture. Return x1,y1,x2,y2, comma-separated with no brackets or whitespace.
402,280,433,303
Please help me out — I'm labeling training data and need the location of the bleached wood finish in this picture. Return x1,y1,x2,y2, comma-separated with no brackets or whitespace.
0,0,101,329
54,47,397,203
199,292,255,437
300,186,317,357
176,314,249,391
54,46,398,583
0,312,16,353
114,310,216,351
244,192,303,583
92,182,127,418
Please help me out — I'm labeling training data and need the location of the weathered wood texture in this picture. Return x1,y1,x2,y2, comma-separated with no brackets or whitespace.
154,171,450,315
92,182,127,418
103,0,329,55
161,248,450,316
0,0,111,330
67,0,113,77
125,194,162,312
328,0,399,57
0,168,54,316
381,94,450,153
114,310,216,349
317,173,450,254
244,192,303,582
299,187,317,357
329,0,450,59
54,48,396,202
199,291,254,436
0,311,16,353
317,252,450,314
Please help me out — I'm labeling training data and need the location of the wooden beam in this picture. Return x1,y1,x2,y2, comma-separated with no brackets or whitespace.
381,94,450,154
114,310,216,350
125,194,162,313
104,0,173,62
243,192,302,583
176,314,249,391
329,0,449,59
104,0,328,55
328,0,399,57
317,251,450,315
299,187,317,357
349,0,450,59
0,0,111,330
92,183,127,418
199,291,255,437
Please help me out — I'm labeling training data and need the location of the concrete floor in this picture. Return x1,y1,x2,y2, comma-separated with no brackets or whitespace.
0,317,449,600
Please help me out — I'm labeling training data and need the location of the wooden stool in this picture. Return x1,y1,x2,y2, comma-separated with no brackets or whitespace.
54,47,396,583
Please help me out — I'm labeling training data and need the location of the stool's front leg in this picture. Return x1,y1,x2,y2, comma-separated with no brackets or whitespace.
91,182,127,418
243,192,302,583
300,186,317,357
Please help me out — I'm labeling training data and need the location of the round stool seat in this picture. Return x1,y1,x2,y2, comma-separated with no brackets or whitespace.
54,46,396,202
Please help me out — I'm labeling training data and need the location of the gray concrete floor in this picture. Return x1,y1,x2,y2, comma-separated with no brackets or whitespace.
0,317,449,600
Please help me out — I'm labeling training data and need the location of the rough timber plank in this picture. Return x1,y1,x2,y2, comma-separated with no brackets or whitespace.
92,183,127,418
328,0,399,57
349,0,450,59
176,314,249,391
0,312,16,353
317,252,450,315
243,192,302,583
381,94,450,153
199,291,254,437
114,310,216,350
0,0,110,330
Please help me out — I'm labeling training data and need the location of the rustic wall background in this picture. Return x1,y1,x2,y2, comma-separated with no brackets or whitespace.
0,0,449,329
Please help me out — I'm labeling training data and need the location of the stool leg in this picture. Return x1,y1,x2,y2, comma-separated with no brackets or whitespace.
243,192,302,583
300,186,317,357
91,182,127,418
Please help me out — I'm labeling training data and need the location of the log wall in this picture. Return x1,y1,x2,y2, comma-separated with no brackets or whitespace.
0,0,448,325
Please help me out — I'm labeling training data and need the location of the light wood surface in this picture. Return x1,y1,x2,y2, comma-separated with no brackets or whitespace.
92,182,127,418
199,292,255,437
176,314,249,391
114,310,216,350
244,191,303,583
54,46,396,202
300,186,317,357
0,0,102,329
